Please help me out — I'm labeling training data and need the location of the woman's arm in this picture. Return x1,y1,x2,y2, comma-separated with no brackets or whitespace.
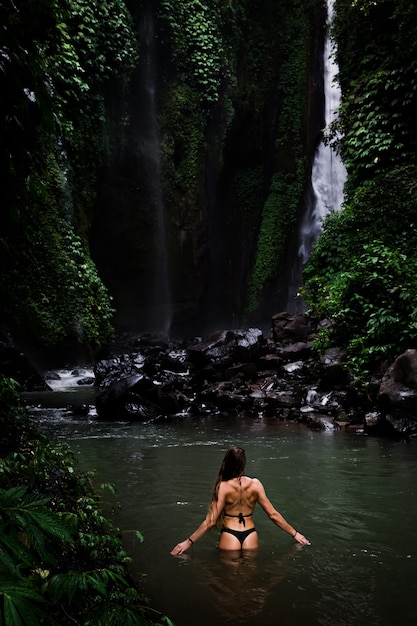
254,479,310,545
170,486,226,555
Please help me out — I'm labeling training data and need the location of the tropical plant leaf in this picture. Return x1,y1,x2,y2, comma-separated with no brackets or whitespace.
0,581,44,604
83,600,149,626
18,493,51,509
0,487,28,508
46,570,88,603
25,509,74,543
134,530,144,543
0,543,31,575
2,597,25,626
0,575,45,626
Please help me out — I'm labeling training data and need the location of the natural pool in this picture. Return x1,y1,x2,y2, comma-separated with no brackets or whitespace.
28,387,417,626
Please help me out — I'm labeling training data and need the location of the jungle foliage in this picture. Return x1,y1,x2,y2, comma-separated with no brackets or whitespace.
1,0,325,344
304,0,417,379
0,0,138,354
0,376,172,626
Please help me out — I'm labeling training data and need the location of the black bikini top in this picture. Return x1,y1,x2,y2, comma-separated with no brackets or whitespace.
224,512,253,527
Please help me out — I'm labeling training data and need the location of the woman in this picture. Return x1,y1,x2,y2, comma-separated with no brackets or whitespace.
171,446,310,555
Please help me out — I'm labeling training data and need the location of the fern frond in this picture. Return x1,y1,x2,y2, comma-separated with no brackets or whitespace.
47,567,129,607
85,572,108,597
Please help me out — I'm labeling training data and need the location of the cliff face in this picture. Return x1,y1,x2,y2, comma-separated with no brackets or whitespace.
0,0,326,363
90,0,326,337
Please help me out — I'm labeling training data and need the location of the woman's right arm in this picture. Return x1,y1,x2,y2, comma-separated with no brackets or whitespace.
170,485,227,555
254,478,310,545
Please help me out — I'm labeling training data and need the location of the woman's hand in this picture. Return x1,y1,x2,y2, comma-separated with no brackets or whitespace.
293,531,311,545
170,539,191,555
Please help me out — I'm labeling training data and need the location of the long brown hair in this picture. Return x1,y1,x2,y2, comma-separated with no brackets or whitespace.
208,447,246,526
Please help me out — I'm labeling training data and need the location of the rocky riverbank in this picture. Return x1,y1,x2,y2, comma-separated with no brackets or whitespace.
3,313,417,438
90,313,417,438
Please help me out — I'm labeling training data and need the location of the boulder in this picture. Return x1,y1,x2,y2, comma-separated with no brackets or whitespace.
271,312,317,344
319,347,349,387
278,341,313,361
378,349,417,415
188,328,264,365
95,374,155,420
0,339,50,391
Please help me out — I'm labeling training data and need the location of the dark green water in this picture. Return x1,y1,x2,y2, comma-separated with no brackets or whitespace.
28,384,417,626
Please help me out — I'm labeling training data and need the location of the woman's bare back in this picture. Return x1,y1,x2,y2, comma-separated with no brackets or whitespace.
222,476,260,517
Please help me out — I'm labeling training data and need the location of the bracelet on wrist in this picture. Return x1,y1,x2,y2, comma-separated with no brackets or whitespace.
188,537,194,545
293,530,297,538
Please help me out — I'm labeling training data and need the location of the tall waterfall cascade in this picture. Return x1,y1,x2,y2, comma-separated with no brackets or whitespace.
285,0,347,313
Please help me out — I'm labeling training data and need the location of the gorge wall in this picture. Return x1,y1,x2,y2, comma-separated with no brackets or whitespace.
90,0,326,338
0,0,327,364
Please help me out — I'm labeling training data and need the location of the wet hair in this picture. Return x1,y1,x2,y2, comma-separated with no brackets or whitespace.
217,446,246,482
212,446,246,502
209,447,246,526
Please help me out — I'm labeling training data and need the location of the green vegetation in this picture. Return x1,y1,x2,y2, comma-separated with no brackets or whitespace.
0,376,173,625
246,168,304,315
305,165,417,378
159,0,225,106
0,0,137,354
7,0,417,382
1,0,327,345
326,0,417,190
304,0,417,380
244,0,318,318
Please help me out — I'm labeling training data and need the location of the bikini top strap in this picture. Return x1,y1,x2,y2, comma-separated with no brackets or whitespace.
224,512,253,526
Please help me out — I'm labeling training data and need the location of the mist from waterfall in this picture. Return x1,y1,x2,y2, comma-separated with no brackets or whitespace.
285,0,346,313
139,1,171,335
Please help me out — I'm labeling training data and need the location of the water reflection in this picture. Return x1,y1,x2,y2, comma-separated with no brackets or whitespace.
202,546,303,625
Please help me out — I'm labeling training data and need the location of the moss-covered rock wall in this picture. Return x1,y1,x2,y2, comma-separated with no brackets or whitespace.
1,0,326,361
91,0,326,336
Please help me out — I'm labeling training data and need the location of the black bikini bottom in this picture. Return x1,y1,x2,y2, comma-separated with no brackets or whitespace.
221,527,257,547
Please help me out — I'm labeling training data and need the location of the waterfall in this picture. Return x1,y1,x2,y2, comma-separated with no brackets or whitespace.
285,0,346,313
138,1,171,334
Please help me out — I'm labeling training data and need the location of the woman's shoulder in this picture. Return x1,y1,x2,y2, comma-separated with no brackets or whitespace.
220,476,263,490
241,475,261,486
